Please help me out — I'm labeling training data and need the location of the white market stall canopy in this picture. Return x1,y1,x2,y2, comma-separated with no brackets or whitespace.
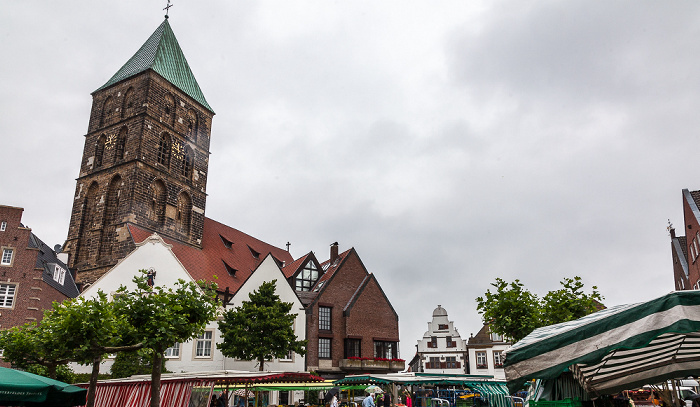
503,290,700,396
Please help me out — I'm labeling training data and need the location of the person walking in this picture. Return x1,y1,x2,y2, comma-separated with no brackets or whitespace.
363,393,376,407
383,392,391,407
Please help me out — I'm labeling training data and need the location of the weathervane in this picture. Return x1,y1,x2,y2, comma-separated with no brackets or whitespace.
163,0,174,18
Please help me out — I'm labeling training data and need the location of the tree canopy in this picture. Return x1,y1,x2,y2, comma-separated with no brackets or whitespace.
476,276,603,343
218,280,306,371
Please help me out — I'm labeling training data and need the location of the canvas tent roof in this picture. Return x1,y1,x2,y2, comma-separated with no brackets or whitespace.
503,290,700,395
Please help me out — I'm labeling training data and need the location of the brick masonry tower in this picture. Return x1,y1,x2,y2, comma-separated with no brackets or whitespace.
63,18,215,286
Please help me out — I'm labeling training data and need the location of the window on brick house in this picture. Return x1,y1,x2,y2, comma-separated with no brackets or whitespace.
319,338,331,359
494,351,503,367
374,341,397,359
476,351,488,369
158,134,172,167
295,261,320,291
195,331,213,358
319,306,331,331
186,109,198,140
1,249,13,266
150,180,167,225
0,283,16,308
183,147,194,179
95,135,106,168
344,338,361,358
0,222,6,231
176,192,192,234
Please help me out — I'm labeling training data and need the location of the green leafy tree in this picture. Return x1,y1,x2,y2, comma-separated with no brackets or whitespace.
116,272,219,407
476,276,603,343
111,349,166,379
0,321,72,379
218,280,307,371
475,278,542,343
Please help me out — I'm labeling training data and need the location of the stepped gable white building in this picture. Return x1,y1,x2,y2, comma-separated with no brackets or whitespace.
408,305,468,374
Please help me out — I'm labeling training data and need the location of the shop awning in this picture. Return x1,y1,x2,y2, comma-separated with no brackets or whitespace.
504,290,700,395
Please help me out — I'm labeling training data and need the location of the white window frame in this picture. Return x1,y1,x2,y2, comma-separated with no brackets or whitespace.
0,221,6,231
165,343,181,359
319,306,331,330
53,265,66,285
1,248,13,266
490,332,503,342
493,351,503,367
319,338,331,359
194,330,213,359
476,351,488,368
279,349,294,362
0,283,17,309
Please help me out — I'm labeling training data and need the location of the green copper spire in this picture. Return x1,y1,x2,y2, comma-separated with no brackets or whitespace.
96,19,213,113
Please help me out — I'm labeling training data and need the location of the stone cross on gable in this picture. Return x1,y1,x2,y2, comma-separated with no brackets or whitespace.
163,0,174,18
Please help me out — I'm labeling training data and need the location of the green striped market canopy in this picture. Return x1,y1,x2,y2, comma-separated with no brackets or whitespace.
504,290,700,395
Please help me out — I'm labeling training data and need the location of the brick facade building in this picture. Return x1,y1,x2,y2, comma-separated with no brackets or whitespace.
671,189,700,290
0,205,79,331
284,243,402,378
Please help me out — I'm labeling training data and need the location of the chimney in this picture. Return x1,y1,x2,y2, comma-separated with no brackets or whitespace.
330,242,339,263
670,227,676,239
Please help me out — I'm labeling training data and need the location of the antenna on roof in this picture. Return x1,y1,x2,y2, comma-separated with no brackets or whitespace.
163,0,174,18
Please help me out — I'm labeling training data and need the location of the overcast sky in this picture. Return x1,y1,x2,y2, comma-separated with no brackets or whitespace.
2,1,699,362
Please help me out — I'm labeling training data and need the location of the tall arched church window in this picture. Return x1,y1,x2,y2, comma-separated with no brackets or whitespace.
176,192,192,235
295,261,320,291
183,147,194,179
95,135,106,169
150,180,167,225
100,175,122,258
186,109,198,140
157,134,171,168
122,87,136,118
76,182,99,265
101,96,115,127
164,94,176,126
114,127,127,162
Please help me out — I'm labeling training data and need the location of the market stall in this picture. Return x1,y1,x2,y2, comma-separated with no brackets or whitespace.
503,290,700,396
78,370,324,407
334,373,511,407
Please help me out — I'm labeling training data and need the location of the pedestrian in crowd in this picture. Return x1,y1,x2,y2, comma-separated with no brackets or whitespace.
220,390,229,407
211,394,219,407
363,393,376,407
383,392,391,407
330,393,339,407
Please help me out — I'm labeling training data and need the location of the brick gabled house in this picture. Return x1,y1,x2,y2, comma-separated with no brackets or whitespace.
284,243,402,378
671,189,700,290
0,205,79,332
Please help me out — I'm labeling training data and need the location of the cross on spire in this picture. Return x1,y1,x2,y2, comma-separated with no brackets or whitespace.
163,0,174,18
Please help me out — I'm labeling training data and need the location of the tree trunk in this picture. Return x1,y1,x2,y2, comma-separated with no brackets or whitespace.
150,351,163,407
86,357,101,407
258,357,265,371
47,364,57,379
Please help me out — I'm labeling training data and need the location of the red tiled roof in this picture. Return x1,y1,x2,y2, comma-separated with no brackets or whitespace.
281,252,312,279
128,217,294,294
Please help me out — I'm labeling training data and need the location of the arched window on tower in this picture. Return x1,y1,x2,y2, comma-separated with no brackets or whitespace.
101,96,115,127
182,147,194,180
149,180,167,225
157,134,171,168
164,94,176,126
100,175,122,258
114,127,127,162
76,182,100,265
186,109,198,141
176,191,192,235
122,87,135,118
95,135,106,169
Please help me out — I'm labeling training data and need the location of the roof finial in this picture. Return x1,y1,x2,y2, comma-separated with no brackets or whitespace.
163,0,174,18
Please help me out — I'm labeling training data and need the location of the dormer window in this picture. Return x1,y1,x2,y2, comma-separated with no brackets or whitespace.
491,332,503,342
53,265,66,285
295,260,320,291
222,260,236,277
220,235,233,249
438,324,448,330
248,246,260,260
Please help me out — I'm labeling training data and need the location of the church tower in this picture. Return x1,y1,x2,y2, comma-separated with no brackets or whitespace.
63,18,215,285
